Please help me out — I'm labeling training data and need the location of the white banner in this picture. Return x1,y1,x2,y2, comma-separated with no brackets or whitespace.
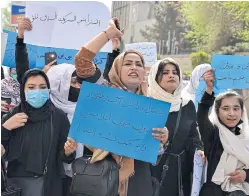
24,1,112,52
125,42,157,66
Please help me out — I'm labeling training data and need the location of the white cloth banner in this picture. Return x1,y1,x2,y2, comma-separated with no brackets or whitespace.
125,42,157,66
24,1,112,52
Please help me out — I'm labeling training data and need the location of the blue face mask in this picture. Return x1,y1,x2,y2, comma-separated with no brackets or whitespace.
25,89,50,108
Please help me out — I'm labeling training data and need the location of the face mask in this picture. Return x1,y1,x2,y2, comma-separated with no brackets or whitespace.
25,89,50,108
68,86,80,102
11,74,17,80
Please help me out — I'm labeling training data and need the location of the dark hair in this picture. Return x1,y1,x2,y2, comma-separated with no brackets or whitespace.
215,91,244,114
20,69,50,103
155,60,180,84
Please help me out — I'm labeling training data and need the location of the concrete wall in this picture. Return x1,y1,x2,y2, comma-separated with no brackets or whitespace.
161,54,192,71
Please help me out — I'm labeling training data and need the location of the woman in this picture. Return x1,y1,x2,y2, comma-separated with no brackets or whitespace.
1,69,77,196
73,18,169,196
1,68,21,117
148,58,204,196
14,17,120,196
198,69,249,196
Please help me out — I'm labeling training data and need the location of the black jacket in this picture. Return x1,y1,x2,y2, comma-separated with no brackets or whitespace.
151,101,203,196
197,91,249,195
103,49,120,82
2,104,74,196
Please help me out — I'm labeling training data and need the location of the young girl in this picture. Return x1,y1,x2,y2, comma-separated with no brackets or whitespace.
198,69,249,196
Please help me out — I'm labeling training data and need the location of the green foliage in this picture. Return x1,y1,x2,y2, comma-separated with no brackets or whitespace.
157,53,161,60
223,2,249,41
190,51,211,69
180,2,249,52
183,70,192,80
2,5,16,32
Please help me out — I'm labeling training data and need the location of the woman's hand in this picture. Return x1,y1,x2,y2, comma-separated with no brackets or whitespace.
1,145,5,157
42,59,57,74
1,101,9,113
203,69,215,95
152,127,169,145
2,113,28,130
230,170,247,183
18,18,32,38
64,137,78,156
111,38,120,51
105,18,123,40
197,150,206,164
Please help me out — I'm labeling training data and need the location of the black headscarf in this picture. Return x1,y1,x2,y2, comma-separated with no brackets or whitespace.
7,69,54,175
1,66,4,80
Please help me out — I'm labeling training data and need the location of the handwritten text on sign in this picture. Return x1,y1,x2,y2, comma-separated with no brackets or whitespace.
125,42,157,66
2,30,107,70
69,82,171,163
24,1,112,52
36,46,108,72
211,55,249,89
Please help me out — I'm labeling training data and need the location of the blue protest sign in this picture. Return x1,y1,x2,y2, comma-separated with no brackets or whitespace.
69,82,171,163
3,29,107,71
36,47,107,72
211,55,249,89
2,30,37,68
36,47,78,69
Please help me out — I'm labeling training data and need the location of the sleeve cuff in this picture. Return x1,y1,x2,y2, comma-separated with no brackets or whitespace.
1,125,11,140
16,37,25,45
77,47,96,60
200,91,215,106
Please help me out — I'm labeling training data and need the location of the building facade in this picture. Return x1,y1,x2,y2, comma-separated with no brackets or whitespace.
112,1,157,50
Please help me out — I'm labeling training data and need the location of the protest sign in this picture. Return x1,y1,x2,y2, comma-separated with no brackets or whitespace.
125,42,157,66
2,30,37,68
2,30,107,70
69,82,171,163
11,3,26,26
1,32,8,64
24,1,112,52
36,47,107,71
195,79,226,109
211,54,249,89
191,151,205,196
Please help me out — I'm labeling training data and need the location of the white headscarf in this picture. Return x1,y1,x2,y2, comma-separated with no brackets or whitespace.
46,63,84,177
47,63,76,122
210,93,249,194
148,57,190,112
182,63,211,102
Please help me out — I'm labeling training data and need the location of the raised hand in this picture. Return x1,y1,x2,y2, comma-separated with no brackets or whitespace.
2,113,28,130
18,18,33,38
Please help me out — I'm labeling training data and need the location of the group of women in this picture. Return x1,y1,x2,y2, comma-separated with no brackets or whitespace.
1,17,248,196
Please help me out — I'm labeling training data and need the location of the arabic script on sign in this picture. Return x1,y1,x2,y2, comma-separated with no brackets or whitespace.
24,1,112,52
211,54,249,89
125,42,157,66
69,82,171,163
